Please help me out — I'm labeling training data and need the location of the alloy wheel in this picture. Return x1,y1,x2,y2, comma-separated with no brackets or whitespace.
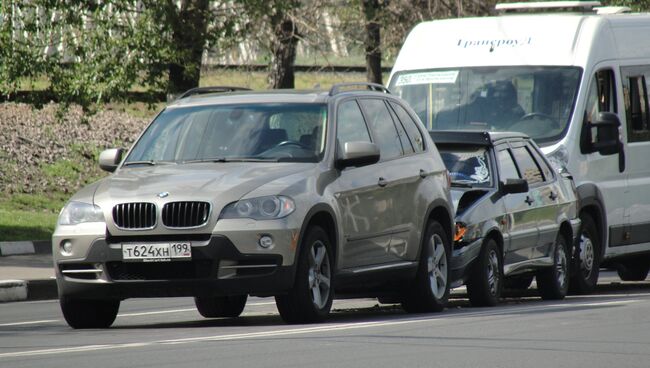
308,240,331,309
427,234,448,299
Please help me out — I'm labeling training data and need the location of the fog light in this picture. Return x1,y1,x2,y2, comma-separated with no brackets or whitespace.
259,235,274,249
61,240,73,256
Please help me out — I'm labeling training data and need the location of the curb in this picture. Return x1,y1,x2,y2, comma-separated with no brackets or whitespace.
0,240,52,256
0,279,58,303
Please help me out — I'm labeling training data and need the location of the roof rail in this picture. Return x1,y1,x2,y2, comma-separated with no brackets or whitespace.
496,1,601,13
595,6,631,14
329,82,390,96
177,86,251,99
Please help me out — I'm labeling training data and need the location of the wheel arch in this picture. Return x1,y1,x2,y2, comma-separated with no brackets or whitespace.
424,199,454,251
576,183,607,258
297,203,339,269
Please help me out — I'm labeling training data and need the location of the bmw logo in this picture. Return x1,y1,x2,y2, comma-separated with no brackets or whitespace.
157,192,169,198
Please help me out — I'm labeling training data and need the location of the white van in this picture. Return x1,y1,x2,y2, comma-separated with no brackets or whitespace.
388,1,650,293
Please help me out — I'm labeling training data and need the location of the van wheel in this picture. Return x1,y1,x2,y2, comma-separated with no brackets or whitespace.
195,295,248,318
402,220,450,313
60,297,119,329
570,214,600,294
467,239,502,307
537,233,570,300
275,226,333,324
504,275,534,290
617,259,650,281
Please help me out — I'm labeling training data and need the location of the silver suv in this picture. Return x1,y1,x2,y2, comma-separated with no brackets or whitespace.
53,84,454,328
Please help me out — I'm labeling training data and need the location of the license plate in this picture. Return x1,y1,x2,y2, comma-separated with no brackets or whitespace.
122,242,191,262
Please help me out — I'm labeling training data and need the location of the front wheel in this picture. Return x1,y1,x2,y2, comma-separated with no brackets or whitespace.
537,233,570,300
402,220,450,313
467,238,502,307
570,214,600,294
275,226,333,324
60,297,120,329
195,295,248,318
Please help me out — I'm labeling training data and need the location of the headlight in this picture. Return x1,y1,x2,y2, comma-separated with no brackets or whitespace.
58,201,105,225
547,146,569,174
454,221,481,244
220,196,295,220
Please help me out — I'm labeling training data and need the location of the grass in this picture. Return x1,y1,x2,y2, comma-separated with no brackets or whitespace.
1,69,388,241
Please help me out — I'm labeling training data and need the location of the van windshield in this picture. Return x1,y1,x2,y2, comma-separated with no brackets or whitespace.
389,67,581,145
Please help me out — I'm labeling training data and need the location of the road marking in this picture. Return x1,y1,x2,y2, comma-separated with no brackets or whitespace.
0,319,59,327
0,298,643,359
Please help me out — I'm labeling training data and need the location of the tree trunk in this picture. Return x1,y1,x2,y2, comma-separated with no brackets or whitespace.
363,0,382,85
168,0,209,94
269,15,299,89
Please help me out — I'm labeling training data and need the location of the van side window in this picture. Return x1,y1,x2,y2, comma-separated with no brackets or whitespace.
622,66,650,142
358,99,403,160
337,100,372,147
584,69,617,148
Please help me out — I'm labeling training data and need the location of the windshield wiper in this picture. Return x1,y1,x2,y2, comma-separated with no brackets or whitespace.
183,157,280,163
451,182,473,188
123,160,157,166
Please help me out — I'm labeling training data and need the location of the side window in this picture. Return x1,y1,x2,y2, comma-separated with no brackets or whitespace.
622,66,650,142
336,100,371,147
583,69,617,149
387,104,415,155
358,99,403,160
511,146,544,185
389,101,425,153
497,149,521,181
527,144,554,181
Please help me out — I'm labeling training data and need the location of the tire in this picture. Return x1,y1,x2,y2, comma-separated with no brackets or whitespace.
401,220,450,313
617,259,650,281
275,225,333,324
195,295,248,318
569,214,600,294
467,238,502,307
503,275,534,290
537,233,570,300
60,297,120,329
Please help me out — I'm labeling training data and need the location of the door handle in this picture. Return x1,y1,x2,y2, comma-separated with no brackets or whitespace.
549,192,558,201
378,177,388,187
525,196,534,205
419,169,427,179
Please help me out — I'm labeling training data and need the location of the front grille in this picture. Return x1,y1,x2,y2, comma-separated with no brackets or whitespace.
162,201,210,228
106,260,212,281
113,202,157,229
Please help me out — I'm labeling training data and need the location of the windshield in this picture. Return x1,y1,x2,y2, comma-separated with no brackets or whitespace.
389,66,581,144
438,145,492,188
126,103,327,164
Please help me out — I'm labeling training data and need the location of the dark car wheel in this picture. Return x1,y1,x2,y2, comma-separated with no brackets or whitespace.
570,214,600,294
195,295,248,318
617,258,650,281
402,220,450,313
537,233,570,300
467,238,502,307
60,297,120,329
276,225,333,324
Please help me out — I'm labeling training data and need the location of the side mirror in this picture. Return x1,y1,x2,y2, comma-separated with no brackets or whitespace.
501,178,529,195
582,112,621,156
99,148,124,173
336,141,380,168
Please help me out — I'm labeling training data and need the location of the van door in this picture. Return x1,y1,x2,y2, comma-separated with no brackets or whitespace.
580,68,626,253
618,66,650,249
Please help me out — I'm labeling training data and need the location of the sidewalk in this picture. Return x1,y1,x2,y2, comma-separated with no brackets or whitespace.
0,241,58,303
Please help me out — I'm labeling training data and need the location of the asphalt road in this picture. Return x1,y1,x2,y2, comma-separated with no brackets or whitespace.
2,272,650,368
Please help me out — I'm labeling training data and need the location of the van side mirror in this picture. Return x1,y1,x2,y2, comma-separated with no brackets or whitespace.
581,112,621,156
99,148,124,172
501,178,529,194
336,141,380,169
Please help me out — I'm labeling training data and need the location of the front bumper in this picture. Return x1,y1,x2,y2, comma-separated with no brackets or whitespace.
450,238,483,284
55,235,295,300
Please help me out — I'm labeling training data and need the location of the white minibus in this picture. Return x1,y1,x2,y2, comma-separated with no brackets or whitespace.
388,1,650,293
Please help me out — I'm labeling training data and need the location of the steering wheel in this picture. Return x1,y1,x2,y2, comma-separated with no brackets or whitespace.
517,112,560,129
276,140,310,149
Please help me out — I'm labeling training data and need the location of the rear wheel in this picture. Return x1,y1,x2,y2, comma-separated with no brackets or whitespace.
537,233,570,300
570,214,600,294
617,259,650,281
276,226,333,324
467,239,502,307
402,220,450,313
60,297,120,329
195,295,248,318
